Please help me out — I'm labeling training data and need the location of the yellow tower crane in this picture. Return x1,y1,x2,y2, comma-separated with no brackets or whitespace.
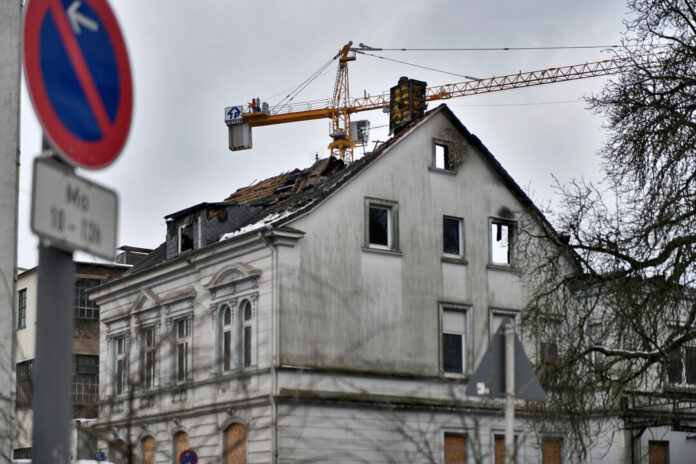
225,42,660,162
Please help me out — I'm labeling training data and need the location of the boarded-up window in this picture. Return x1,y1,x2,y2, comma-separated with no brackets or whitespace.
542,439,562,464
142,436,155,464
494,435,516,464
173,431,188,464
649,441,669,464
225,423,247,464
444,433,466,463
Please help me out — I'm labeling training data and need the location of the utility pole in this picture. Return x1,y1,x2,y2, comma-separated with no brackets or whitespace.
0,0,22,460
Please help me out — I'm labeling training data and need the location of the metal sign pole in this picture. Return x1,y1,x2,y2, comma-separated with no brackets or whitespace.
31,151,75,464
505,322,515,464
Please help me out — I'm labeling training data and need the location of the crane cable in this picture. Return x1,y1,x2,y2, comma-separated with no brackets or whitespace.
356,50,481,80
275,56,336,108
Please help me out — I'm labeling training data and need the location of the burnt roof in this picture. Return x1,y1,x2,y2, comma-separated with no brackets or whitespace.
123,104,559,278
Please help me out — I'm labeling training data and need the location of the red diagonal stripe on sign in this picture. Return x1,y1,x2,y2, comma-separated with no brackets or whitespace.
47,0,112,137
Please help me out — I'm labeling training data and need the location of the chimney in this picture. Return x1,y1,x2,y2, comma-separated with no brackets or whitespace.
389,77,427,135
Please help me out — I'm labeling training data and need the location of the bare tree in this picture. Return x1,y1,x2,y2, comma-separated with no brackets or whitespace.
519,0,696,459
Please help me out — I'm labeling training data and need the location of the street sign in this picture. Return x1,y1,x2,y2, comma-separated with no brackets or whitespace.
179,449,198,464
465,318,547,401
31,157,118,259
225,106,244,124
23,0,133,169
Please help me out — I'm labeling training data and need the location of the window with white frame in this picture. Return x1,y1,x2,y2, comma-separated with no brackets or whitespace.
443,216,463,257
365,198,399,251
141,326,157,389
221,304,233,372
175,318,190,382
240,299,254,369
490,310,519,340
114,336,127,395
442,306,467,375
490,219,515,265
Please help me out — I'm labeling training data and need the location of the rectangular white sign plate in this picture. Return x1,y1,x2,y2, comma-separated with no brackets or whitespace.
31,157,118,260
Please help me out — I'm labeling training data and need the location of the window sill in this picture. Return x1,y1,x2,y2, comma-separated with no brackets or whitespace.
428,166,457,176
362,247,403,257
441,256,468,266
487,264,520,274
442,372,469,381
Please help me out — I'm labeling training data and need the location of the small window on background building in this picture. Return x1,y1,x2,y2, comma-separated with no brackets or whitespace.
178,222,194,253
175,318,190,382
73,355,99,403
17,288,26,329
16,359,33,409
442,307,467,375
443,216,463,257
365,199,399,251
435,143,451,170
444,433,467,464
490,220,514,265
75,278,101,319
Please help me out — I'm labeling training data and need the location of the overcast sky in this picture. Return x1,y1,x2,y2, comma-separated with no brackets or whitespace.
18,0,630,269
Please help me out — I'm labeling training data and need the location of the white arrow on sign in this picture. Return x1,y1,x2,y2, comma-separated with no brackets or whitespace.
67,1,99,34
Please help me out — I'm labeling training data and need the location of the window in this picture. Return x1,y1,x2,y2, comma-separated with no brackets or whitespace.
75,278,101,319
13,448,31,460
16,359,33,409
240,300,253,369
17,288,26,329
224,423,247,464
490,220,515,265
142,436,155,464
494,434,517,464
73,355,98,403
542,439,562,464
539,319,562,365
587,322,607,368
114,336,127,395
444,433,466,464
222,305,233,371
442,306,467,375
648,441,669,464
175,318,190,382
141,327,157,389
178,222,194,253
365,198,399,251
443,216,463,257
490,310,519,340
667,345,696,385
434,142,453,170
173,431,188,464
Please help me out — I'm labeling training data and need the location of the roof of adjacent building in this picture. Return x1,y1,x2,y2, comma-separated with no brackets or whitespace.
124,104,555,277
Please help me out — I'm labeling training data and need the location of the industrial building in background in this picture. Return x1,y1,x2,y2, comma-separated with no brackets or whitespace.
12,247,149,461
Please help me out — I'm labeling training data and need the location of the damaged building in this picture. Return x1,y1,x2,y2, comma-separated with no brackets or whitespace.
90,104,696,463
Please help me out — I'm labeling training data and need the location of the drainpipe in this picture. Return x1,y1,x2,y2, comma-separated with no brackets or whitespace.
259,228,279,463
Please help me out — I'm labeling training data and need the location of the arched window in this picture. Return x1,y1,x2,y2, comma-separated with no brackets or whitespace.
173,431,188,464
142,436,155,464
222,304,233,371
224,423,247,464
239,300,253,368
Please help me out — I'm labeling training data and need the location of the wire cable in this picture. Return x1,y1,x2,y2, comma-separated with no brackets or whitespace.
357,51,480,80
371,45,621,51
275,57,336,108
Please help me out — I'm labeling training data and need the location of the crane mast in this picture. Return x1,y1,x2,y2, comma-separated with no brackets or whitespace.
226,44,659,161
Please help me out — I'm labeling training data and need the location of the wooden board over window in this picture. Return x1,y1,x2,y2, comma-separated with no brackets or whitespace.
174,431,188,464
142,436,155,464
444,433,467,464
225,423,247,464
649,441,669,464
495,435,517,464
542,439,562,464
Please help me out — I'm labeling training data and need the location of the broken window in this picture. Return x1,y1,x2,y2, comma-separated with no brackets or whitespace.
442,306,467,375
365,198,399,251
443,216,463,257
178,222,195,254
490,220,514,265
434,143,452,170
444,433,467,464
75,278,101,319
